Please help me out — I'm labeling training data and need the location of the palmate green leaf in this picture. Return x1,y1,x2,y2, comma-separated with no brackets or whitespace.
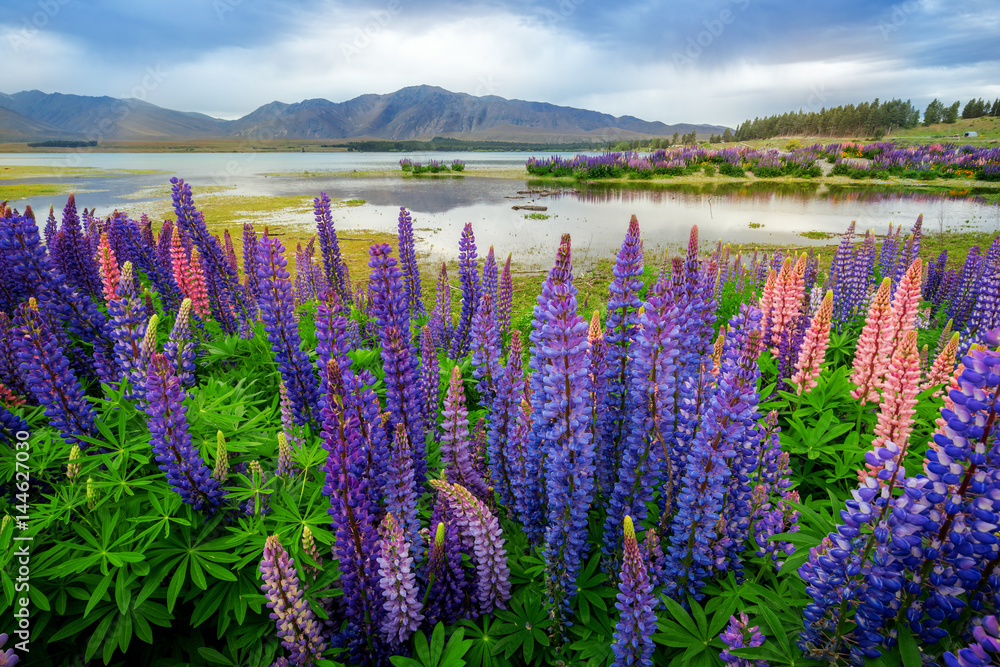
460,615,513,667
492,591,551,664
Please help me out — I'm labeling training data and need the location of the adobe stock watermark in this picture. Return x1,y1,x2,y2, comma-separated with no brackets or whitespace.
211,126,278,187
538,0,586,29
214,0,245,21
804,83,830,114
340,0,403,62
877,0,921,40
11,428,33,655
473,74,501,98
672,0,752,69
6,0,74,53
60,64,168,168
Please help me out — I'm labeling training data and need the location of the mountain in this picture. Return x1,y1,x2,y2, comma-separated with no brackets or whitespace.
0,86,729,143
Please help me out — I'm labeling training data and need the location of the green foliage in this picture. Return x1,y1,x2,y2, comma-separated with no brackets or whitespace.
390,624,473,667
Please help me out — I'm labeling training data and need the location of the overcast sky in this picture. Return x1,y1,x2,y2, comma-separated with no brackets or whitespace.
1,0,998,127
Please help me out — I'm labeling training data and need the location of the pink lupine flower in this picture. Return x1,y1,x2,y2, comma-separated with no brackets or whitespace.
922,331,960,397
850,277,893,405
97,232,120,301
790,290,834,395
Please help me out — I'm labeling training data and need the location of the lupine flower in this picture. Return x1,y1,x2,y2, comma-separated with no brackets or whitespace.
276,432,296,478
922,331,960,396
711,327,726,376
97,232,120,301
488,330,524,512
450,223,480,357
767,253,807,349
497,253,513,340
719,613,767,667
423,517,470,626
0,382,24,408
944,615,1000,667
470,292,502,407
257,234,319,426
529,235,595,624
213,430,229,483
961,259,1000,354
429,479,511,614
144,353,224,512
164,298,197,387
314,192,352,304
601,216,644,497
440,367,490,500
11,298,96,448
881,257,923,363
850,278,893,404
603,275,680,569
665,306,763,600
396,206,425,317
385,424,422,565
0,405,29,448
482,246,498,305
66,444,82,482
611,516,657,667
790,290,833,394
418,326,440,431
376,512,424,645
260,534,327,667
586,312,610,497
300,525,323,584
51,193,102,298
430,262,452,350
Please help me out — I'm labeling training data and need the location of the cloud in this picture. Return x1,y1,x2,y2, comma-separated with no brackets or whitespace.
1,0,997,128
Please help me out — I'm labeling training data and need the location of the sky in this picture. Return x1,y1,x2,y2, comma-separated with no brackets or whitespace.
1,0,998,128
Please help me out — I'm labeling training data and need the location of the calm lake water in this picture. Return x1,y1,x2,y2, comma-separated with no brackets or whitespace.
4,152,999,267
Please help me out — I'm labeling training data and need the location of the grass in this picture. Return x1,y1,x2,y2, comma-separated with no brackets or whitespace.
524,212,550,220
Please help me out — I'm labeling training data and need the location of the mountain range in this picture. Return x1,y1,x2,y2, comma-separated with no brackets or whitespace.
0,86,728,143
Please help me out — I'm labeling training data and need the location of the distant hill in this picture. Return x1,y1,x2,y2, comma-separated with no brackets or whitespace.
0,86,729,143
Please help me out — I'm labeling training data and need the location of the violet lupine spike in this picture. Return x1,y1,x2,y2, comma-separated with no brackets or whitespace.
429,479,511,614
961,259,1000,355
664,305,763,601
320,361,386,664
431,261,453,349
368,243,426,485
422,520,469,626
611,516,657,667
376,513,424,646
418,325,440,432
12,298,97,448
108,262,148,386
950,245,983,330
256,234,319,427
529,235,596,626
276,432,296,478
54,193,102,298
440,367,491,500
601,215,644,494
144,353,225,512
488,330,524,512
482,246,498,306
313,192,351,304
719,613,767,667
497,253,513,341
603,275,681,570
396,206,425,317
586,312,610,499
449,223,480,358
0,632,19,667
171,178,252,334
470,292,502,408
385,423,423,565
242,222,261,304
259,534,327,667
944,616,1000,667
163,298,197,388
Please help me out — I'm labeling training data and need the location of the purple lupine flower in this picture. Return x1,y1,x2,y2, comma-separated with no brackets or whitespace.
0,211,116,385
488,330,524,511
611,516,657,667
385,423,423,564
171,178,253,334
960,259,999,354
260,534,327,667
482,246,498,306
418,325,440,432
600,216,644,497
0,313,28,398
498,253,513,341
163,298,197,388
878,221,901,279
144,353,225,512
530,235,595,625
945,616,1000,667
242,222,261,304
603,274,681,569
664,305,763,601
51,194,102,298
0,402,31,448
720,613,767,667
585,313,610,499
368,243,426,485
0,632,19,666
422,520,469,626
925,249,948,302
376,512,424,646
440,367,490,500
314,192,352,304
949,245,983,330
320,361,386,664
12,298,96,448
396,206,424,317
469,292,502,407
431,262,452,349
276,432,296,478
119,217,183,318
156,220,175,282
429,479,511,614
256,234,319,426
449,223,480,357
107,262,149,389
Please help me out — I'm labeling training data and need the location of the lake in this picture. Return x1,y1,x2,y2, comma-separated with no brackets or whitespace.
3,152,998,267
